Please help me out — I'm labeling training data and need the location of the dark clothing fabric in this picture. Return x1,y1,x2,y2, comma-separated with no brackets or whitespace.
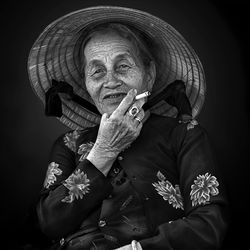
37,114,228,250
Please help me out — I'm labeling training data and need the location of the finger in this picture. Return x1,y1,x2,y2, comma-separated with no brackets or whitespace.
99,113,109,125
133,97,147,110
126,97,146,118
135,121,143,136
124,109,144,132
133,110,145,126
111,89,137,118
101,113,109,120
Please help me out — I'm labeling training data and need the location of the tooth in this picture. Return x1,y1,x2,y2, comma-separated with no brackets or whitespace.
107,94,124,98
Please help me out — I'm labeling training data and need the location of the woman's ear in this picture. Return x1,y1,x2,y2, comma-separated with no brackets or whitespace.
146,61,156,91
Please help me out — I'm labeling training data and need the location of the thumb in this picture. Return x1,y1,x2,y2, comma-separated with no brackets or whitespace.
101,113,109,122
100,113,109,124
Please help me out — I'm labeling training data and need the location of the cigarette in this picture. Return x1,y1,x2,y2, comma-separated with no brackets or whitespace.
135,91,151,100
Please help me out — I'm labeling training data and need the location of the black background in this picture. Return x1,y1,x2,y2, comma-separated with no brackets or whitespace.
1,0,249,249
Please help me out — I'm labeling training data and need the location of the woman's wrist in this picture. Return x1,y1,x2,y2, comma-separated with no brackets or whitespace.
131,240,143,250
90,142,120,161
87,144,118,176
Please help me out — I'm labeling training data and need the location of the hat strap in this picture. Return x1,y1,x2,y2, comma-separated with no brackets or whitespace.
45,79,100,117
143,80,192,118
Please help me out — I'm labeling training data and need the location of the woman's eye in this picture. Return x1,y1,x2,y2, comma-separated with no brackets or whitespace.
117,64,130,71
92,68,104,76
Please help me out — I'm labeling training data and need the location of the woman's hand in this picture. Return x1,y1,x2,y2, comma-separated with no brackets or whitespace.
87,89,146,176
114,240,143,250
96,88,145,156
114,244,132,250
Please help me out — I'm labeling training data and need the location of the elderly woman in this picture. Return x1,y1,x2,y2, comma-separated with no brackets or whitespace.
28,6,228,250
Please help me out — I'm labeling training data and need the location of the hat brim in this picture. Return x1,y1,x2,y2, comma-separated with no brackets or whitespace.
28,6,206,129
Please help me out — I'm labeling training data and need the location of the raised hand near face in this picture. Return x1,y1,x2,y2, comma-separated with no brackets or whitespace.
87,89,147,176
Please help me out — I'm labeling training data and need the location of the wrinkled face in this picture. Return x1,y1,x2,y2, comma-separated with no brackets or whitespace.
83,32,151,115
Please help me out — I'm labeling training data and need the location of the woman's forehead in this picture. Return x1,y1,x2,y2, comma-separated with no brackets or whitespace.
83,32,138,63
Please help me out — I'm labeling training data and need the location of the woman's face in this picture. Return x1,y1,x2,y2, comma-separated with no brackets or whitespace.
83,32,153,115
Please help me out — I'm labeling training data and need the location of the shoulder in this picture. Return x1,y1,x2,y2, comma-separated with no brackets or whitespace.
146,114,201,137
146,114,179,133
147,114,208,146
147,114,206,132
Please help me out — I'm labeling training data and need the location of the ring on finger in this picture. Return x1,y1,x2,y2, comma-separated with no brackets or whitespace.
129,106,140,117
135,117,142,123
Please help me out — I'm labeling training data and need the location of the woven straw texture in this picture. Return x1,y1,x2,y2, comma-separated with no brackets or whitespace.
27,6,206,129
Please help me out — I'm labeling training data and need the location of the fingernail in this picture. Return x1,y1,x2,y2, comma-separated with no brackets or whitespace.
128,89,137,95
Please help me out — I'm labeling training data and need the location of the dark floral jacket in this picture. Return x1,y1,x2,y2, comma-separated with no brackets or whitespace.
37,114,228,250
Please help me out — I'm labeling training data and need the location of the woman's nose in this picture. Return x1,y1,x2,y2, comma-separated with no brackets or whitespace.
103,71,122,88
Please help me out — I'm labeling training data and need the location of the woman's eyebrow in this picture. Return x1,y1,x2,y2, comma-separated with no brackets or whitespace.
115,53,132,60
87,59,103,69
115,53,135,64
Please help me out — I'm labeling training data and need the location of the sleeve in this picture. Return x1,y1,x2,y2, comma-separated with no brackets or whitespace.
139,121,229,250
36,132,113,239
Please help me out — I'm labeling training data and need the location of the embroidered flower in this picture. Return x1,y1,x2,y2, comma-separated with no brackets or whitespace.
78,142,94,161
152,171,184,210
61,169,90,203
63,130,81,152
179,119,198,130
187,119,198,130
44,162,62,188
190,172,219,206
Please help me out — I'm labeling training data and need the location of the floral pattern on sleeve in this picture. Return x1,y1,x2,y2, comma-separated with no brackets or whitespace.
190,172,219,206
61,169,90,203
152,171,184,210
78,142,94,161
44,162,62,188
63,130,81,152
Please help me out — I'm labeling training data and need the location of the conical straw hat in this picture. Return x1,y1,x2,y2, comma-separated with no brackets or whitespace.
28,6,205,129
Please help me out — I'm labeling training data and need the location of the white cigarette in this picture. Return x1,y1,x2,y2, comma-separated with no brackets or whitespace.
135,91,151,100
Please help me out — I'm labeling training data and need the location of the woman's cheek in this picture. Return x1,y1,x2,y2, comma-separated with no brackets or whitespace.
120,71,144,88
85,79,98,102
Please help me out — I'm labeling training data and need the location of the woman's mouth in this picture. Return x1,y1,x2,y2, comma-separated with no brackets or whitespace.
104,93,127,99
103,93,127,104
105,93,126,99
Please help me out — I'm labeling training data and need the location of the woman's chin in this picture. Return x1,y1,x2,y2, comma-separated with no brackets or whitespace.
98,95,128,115
101,103,120,116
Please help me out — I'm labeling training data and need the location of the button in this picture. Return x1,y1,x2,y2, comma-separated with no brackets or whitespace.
99,220,106,227
60,238,65,246
118,156,123,161
113,168,120,174
108,194,113,199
